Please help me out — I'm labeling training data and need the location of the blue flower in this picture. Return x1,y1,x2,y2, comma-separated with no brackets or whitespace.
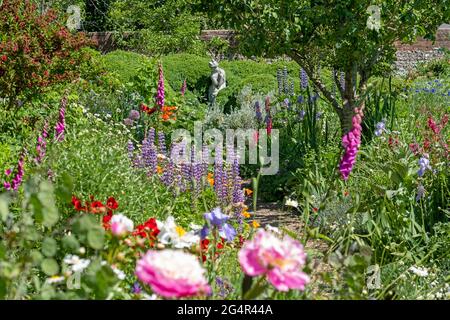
204,207,229,226
416,184,425,202
297,95,304,104
418,156,432,177
374,120,386,136
298,110,306,121
202,207,236,242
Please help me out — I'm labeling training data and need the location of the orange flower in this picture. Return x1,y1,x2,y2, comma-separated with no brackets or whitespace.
244,188,253,196
207,172,214,186
242,208,251,218
251,220,260,228
157,166,163,174
160,106,177,122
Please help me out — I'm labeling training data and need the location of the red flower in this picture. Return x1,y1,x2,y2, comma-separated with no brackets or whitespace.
133,217,160,246
89,201,105,214
71,195,86,212
1,55,7,62
427,117,440,135
103,211,113,230
200,239,210,262
141,103,157,115
106,197,118,210
313,207,318,213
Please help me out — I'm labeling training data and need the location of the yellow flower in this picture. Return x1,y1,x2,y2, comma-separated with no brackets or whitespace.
157,166,163,174
251,220,260,228
175,225,186,237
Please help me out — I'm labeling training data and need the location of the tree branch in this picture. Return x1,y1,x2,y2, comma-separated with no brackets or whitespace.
290,49,342,116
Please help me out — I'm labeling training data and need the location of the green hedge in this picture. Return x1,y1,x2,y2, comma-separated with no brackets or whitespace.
101,51,306,106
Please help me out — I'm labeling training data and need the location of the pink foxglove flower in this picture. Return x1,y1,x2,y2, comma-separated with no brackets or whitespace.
155,63,165,110
181,79,187,96
110,214,134,237
55,95,67,142
238,229,310,292
136,249,211,298
339,107,364,180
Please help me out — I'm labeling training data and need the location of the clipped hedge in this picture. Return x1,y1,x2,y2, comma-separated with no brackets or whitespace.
101,51,307,107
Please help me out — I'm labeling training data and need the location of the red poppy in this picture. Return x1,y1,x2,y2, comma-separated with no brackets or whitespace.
200,239,210,263
103,211,113,230
141,104,157,115
106,197,118,210
133,217,160,246
90,201,105,214
312,207,318,213
71,196,86,212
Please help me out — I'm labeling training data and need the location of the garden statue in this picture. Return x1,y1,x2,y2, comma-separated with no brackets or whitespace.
208,59,226,105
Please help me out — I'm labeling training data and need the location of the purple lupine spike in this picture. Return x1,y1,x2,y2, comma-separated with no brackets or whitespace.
192,162,203,200
282,66,289,95
161,160,174,187
300,68,308,90
158,131,167,156
214,146,224,200
156,63,165,110
127,140,135,160
276,68,283,95
220,167,229,203
255,101,262,123
149,145,157,175
55,95,67,142
141,136,152,168
202,145,209,177
148,127,156,146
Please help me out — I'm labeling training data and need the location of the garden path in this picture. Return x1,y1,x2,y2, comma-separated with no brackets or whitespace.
253,202,333,297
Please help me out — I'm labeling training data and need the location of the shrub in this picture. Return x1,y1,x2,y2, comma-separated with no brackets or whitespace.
0,0,92,109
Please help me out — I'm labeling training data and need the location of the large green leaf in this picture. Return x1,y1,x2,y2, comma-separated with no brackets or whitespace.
0,193,10,223
41,258,60,276
87,228,105,250
41,237,58,258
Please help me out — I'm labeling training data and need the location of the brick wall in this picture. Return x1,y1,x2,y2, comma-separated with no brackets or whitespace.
88,26,449,74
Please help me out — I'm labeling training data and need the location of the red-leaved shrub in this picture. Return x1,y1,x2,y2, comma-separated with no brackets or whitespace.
0,0,92,108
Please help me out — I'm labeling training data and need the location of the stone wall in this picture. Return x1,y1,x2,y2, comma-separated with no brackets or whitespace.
394,25,450,75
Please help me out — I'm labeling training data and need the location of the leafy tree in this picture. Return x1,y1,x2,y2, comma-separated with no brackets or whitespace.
197,0,449,133
84,0,110,32
0,0,91,109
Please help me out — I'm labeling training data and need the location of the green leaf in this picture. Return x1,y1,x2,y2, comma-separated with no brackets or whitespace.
30,250,44,266
62,235,80,252
0,193,10,222
55,173,74,204
87,228,105,250
41,237,58,257
41,258,60,276
37,181,59,228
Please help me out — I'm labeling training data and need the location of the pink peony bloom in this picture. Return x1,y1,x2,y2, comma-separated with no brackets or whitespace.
136,249,211,298
110,214,134,237
238,229,310,292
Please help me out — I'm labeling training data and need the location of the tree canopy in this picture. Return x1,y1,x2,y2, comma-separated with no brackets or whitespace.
197,0,449,132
